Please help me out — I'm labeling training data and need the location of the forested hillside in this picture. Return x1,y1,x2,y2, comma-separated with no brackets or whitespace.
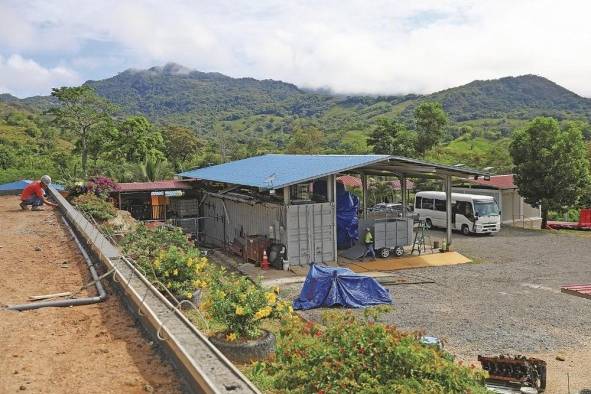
1,64,590,184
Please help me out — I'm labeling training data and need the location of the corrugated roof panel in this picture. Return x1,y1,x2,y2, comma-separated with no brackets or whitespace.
115,180,194,192
179,154,390,189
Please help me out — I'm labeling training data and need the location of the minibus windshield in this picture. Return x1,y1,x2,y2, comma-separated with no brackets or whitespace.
474,200,499,217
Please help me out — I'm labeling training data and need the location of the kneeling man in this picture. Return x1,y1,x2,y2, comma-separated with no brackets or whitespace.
20,175,58,211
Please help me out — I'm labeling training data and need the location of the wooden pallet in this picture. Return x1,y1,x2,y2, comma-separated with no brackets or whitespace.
561,284,591,300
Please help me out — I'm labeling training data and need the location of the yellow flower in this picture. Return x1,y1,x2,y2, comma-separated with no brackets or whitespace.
185,291,193,299
254,306,273,320
166,282,172,288
173,268,179,276
273,286,280,294
153,258,161,269
191,279,208,289
186,258,193,267
235,306,245,316
163,271,169,277
226,332,237,342
265,292,277,305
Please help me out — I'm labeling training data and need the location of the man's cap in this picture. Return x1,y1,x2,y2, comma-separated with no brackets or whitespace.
40,175,52,186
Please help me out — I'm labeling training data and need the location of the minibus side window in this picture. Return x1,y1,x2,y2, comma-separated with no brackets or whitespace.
422,198,434,210
415,196,422,208
434,199,446,211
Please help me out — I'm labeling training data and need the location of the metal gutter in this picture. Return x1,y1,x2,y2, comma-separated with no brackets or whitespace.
44,186,259,394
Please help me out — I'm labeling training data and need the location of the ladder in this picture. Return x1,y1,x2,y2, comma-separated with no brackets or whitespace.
411,220,432,255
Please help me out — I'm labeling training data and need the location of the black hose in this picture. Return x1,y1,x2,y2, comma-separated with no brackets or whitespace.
6,216,107,311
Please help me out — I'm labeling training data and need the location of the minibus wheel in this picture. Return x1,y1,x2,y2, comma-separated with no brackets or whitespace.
461,224,471,235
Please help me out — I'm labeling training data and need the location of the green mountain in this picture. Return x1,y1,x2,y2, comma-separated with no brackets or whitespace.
3,64,590,132
417,75,591,121
85,64,334,131
2,64,590,174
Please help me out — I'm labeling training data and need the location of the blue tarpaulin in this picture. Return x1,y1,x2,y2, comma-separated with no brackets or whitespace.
0,179,64,193
336,182,359,249
293,264,392,310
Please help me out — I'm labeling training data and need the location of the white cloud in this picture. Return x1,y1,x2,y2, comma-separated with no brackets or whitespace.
0,54,81,97
2,0,591,96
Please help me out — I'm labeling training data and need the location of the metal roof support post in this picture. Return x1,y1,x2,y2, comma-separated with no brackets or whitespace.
445,175,452,250
401,175,407,218
283,186,290,206
361,172,368,219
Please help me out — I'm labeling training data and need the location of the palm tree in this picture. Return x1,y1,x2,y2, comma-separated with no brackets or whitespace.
135,156,172,181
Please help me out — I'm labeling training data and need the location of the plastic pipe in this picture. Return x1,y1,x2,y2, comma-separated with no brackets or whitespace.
6,216,107,311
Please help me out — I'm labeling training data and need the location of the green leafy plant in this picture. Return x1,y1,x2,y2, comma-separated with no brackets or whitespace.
247,309,488,393
120,224,192,265
150,246,208,299
72,192,116,221
201,272,292,342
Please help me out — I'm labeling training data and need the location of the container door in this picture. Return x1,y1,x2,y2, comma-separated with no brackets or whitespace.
286,203,335,265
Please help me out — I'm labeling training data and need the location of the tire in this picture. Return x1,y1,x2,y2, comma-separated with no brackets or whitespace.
393,246,404,257
425,219,433,229
461,224,471,236
379,248,391,258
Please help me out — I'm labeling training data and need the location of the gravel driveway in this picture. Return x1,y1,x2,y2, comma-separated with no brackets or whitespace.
277,226,591,390
380,227,591,357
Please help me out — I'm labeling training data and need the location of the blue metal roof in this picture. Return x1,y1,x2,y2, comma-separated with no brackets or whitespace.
179,154,390,189
0,179,64,192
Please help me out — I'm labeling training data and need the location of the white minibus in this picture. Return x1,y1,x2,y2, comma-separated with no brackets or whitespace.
414,191,500,235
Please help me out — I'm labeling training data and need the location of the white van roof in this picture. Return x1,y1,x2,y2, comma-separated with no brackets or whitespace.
415,191,495,201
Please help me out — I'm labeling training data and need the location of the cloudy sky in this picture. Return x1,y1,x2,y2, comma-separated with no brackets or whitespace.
1,0,590,98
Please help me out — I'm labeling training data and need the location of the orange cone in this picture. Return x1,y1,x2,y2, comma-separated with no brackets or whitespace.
261,250,270,270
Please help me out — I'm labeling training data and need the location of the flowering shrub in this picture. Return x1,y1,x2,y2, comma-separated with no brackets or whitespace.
66,176,117,199
247,309,488,393
121,224,192,266
150,246,208,299
120,224,198,298
72,192,116,221
87,176,117,199
201,272,293,341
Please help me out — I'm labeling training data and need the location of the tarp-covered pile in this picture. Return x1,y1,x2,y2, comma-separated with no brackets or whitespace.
293,264,392,310
336,181,359,249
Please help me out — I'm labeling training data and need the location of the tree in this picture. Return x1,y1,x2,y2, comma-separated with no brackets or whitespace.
50,86,114,177
368,118,416,157
510,117,590,227
286,126,325,154
162,125,203,169
135,156,174,182
414,102,448,156
113,116,164,163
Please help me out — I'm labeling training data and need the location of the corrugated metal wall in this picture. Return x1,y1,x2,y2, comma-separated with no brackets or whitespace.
200,194,286,247
286,203,335,265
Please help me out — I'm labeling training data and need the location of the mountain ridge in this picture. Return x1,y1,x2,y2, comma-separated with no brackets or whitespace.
2,64,590,133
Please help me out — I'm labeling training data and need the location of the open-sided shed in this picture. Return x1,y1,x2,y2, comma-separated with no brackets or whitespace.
179,154,490,265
